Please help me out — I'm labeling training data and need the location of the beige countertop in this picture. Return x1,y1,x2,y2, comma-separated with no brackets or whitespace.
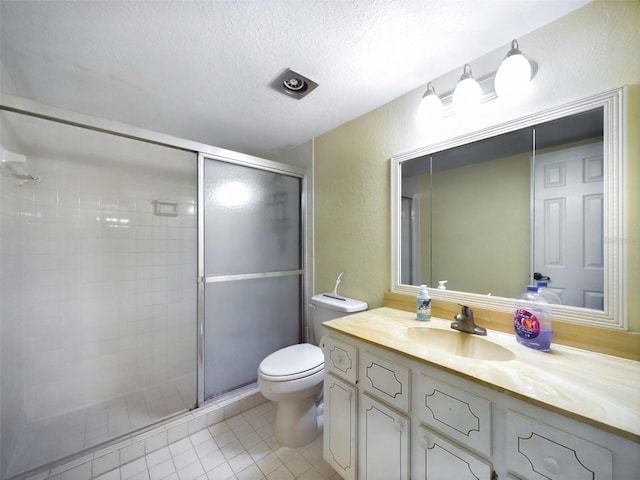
323,307,640,442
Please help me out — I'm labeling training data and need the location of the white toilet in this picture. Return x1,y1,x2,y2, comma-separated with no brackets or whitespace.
258,292,367,447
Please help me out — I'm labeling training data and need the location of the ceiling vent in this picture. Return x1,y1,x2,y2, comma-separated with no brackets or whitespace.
271,69,318,99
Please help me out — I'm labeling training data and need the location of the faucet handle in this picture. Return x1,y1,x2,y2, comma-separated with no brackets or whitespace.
457,304,473,318
451,304,485,335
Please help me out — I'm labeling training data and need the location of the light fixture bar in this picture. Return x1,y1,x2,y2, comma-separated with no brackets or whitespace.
437,72,498,118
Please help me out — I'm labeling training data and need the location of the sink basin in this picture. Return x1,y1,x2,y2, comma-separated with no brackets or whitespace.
408,327,515,362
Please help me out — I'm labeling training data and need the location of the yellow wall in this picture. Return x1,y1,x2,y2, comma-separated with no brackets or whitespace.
314,1,640,337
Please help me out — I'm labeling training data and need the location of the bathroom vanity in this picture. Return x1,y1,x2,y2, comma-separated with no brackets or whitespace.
320,307,639,480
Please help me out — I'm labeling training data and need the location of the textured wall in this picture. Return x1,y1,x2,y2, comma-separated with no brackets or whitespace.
314,1,640,330
314,91,420,305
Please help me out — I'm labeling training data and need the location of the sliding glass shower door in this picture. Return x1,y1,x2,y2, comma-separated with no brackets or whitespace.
200,156,303,400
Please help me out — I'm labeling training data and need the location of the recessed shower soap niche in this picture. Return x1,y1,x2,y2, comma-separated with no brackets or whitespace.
0,144,40,186
153,200,179,217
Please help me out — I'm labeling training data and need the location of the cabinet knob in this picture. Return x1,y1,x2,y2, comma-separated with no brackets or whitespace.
393,420,404,432
419,435,434,449
542,456,561,474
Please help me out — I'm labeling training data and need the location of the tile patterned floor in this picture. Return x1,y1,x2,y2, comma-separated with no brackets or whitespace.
38,402,339,480
11,376,196,476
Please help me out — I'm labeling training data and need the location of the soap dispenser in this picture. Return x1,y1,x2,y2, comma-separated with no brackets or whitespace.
417,284,431,321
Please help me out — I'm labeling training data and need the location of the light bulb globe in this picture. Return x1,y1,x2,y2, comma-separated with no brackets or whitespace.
453,77,481,114
495,53,532,100
418,92,443,123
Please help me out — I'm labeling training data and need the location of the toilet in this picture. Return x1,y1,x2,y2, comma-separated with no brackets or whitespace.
258,293,367,447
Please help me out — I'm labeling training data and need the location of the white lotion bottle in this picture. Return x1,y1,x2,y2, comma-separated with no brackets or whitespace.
417,284,431,321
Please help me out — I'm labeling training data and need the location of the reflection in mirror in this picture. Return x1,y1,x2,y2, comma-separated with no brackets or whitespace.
533,110,604,309
402,127,534,299
392,88,625,328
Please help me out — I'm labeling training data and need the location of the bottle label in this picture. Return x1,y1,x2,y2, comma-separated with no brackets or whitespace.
514,308,540,339
417,298,431,319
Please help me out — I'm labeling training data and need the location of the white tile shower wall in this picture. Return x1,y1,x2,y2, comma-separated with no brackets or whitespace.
0,157,26,476
19,128,198,423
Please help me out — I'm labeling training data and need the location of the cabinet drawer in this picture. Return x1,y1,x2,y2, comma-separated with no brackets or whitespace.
359,350,410,412
413,372,491,456
506,410,613,480
322,336,357,384
413,425,493,480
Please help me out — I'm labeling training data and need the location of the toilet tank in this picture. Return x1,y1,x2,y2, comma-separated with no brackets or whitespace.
310,293,367,344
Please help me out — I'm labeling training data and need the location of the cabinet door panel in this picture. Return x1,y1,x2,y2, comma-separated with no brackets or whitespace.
360,350,411,412
413,372,492,456
413,426,492,480
323,336,358,384
506,410,613,480
324,373,357,480
359,394,409,480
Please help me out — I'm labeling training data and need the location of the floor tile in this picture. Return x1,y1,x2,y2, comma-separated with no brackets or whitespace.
148,459,175,480
121,457,148,480
176,460,205,480
199,449,227,473
266,465,294,480
7,378,193,477
34,402,336,480
194,439,219,459
146,446,172,468
228,453,255,474
256,453,283,477
236,464,265,480
173,448,200,471
205,462,235,480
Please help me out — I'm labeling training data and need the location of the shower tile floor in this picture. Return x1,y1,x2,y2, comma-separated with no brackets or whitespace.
9,376,196,477
30,401,339,480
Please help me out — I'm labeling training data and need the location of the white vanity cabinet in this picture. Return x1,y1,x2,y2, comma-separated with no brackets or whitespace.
322,329,639,480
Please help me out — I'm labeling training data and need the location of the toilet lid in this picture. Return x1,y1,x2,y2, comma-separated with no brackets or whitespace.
259,343,324,381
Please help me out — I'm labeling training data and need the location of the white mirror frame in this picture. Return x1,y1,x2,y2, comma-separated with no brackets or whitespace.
391,87,627,329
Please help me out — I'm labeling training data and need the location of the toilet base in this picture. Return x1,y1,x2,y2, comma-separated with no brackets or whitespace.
273,396,321,447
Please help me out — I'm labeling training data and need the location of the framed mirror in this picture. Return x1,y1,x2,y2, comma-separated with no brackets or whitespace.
391,87,626,329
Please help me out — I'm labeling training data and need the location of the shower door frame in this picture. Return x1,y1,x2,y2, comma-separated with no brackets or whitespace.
195,153,308,405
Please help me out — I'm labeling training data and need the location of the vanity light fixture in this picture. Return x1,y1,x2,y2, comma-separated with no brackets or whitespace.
417,39,537,121
494,39,535,100
452,64,482,114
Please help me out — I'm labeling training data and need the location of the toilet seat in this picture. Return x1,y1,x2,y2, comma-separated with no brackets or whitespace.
258,343,324,382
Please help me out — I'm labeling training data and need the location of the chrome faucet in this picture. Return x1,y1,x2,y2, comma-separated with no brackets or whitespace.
451,305,487,336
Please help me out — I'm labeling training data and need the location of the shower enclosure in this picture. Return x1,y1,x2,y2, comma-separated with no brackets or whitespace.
0,106,305,478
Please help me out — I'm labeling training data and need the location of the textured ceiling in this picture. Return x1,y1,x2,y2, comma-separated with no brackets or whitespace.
0,1,589,156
